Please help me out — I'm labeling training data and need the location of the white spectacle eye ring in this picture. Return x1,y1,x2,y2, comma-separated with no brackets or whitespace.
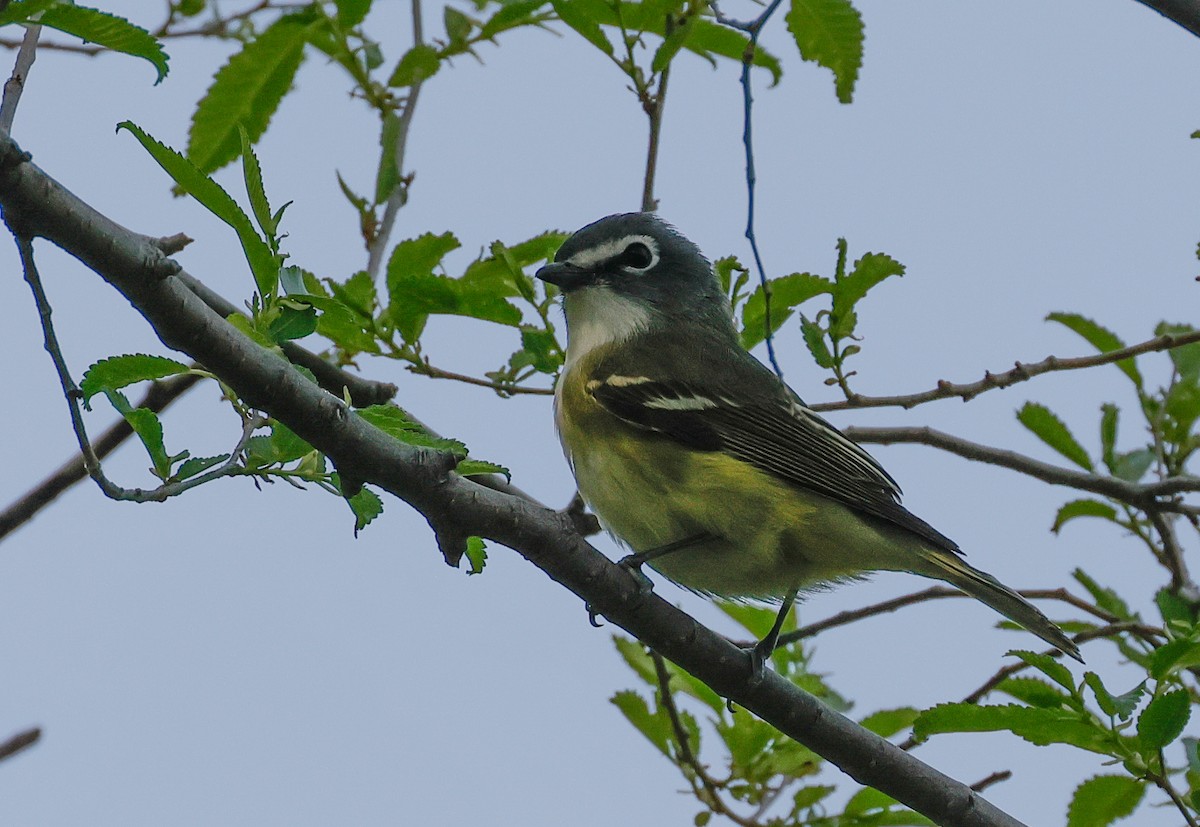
565,234,660,274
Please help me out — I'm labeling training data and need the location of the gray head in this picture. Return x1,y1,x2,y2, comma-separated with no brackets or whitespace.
536,213,730,326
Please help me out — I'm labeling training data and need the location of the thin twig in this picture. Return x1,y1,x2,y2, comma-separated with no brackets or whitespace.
0,20,39,132
0,372,201,542
17,235,116,495
365,0,425,280
650,651,756,827
1149,768,1200,827
844,425,1200,512
711,0,788,380
0,727,40,762
811,329,1200,413
1148,509,1200,600
897,621,1164,752
773,586,1116,649
970,771,1012,793
638,12,675,212
17,235,275,504
409,359,552,396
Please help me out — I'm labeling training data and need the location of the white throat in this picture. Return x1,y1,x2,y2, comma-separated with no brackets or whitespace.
562,286,653,369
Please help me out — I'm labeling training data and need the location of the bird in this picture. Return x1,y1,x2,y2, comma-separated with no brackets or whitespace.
535,212,1081,672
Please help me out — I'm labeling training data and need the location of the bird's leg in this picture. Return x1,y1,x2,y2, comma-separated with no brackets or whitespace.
587,533,712,627
618,533,713,590
748,588,798,680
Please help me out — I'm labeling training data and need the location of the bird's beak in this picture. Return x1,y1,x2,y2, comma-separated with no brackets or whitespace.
535,262,591,292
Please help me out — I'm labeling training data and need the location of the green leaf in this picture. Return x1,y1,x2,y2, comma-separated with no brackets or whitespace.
791,785,836,812
1083,672,1144,720
832,251,904,318
858,707,919,738
1099,403,1119,471
612,636,724,713
1111,448,1154,483
268,422,313,463
80,354,190,402
464,536,487,575
676,19,783,85
717,715,776,771
610,690,671,757
307,295,380,355
740,272,831,350
785,0,863,103
1017,402,1093,470
1048,312,1142,390
444,6,472,46
1007,649,1076,692
843,786,900,816
346,485,383,533
552,0,613,56
1137,689,1189,751
1156,588,1195,627
328,270,378,317
387,233,522,339
1157,322,1200,382
456,459,511,480
996,677,1072,709
102,388,173,480
387,42,440,87
0,0,60,26
1066,775,1145,827
1073,569,1133,620
356,405,468,457
651,10,695,74
914,703,1111,754
118,121,279,297
1149,639,1200,680
462,232,568,295
512,326,563,374
1052,499,1119,533
335,0,372,28
800,314,834,368
268,304,318,342
38,5,168,84
188,15,311,174
480,0,549,39
174,454,229,481
239,125,276,240
375,111,402,202
717,601,786,640
278,266,308,296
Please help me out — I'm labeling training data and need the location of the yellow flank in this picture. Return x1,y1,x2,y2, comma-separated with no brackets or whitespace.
556,349,920,600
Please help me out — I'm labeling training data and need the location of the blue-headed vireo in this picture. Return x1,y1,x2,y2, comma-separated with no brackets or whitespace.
536,212,1080,669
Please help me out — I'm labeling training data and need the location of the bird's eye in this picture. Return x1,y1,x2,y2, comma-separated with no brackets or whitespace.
617,241,654,270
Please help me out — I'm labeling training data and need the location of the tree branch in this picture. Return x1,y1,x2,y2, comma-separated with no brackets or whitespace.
0,726,39,763
1134,0,1200,38
0,19,39,132
811,330,1200,413
0,371,201,541
0,129,1032,827
774,586,1114,650
844,425,1200,512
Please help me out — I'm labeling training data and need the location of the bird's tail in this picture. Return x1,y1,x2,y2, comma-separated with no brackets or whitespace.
920,551,1082,662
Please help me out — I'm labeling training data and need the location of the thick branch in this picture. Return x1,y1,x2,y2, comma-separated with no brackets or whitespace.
0,132,1029,827
1134,0,1200,38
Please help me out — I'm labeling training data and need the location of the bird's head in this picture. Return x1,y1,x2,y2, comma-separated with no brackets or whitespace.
536,213,731,355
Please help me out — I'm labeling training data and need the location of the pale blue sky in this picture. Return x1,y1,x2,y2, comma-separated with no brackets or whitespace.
2,2,1198,824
